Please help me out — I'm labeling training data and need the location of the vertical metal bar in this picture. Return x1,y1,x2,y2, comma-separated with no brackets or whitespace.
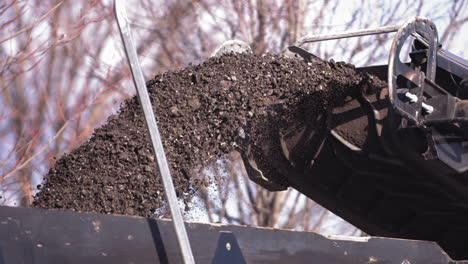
113,1,195,263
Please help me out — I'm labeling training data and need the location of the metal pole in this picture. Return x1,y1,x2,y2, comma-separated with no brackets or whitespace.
295,25,400,46
114,1,195,263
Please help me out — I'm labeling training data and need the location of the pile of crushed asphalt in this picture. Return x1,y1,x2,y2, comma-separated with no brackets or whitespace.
32,52,385,217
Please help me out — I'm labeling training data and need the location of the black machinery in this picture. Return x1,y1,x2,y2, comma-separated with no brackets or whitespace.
242,17,468,260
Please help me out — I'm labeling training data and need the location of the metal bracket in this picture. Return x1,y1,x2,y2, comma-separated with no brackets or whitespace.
211,232,246,264
388,17,439,124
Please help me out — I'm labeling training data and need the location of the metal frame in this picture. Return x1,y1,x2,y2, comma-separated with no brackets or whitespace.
388,17,439,124
0,205,466,264
114,1,195,263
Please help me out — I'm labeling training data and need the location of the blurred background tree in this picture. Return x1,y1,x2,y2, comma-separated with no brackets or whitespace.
0,0,466,235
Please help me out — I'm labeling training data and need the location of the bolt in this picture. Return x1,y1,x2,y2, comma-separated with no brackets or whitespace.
405,92,418,103
422,102,434,114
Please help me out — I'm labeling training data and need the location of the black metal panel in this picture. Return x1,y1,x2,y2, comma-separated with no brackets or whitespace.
0,206,463,263
356,64,388,81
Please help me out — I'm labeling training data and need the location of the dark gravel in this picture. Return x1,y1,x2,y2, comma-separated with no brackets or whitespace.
33,52,385,217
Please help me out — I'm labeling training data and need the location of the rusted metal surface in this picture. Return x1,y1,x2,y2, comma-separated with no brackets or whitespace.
0,206,465,263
